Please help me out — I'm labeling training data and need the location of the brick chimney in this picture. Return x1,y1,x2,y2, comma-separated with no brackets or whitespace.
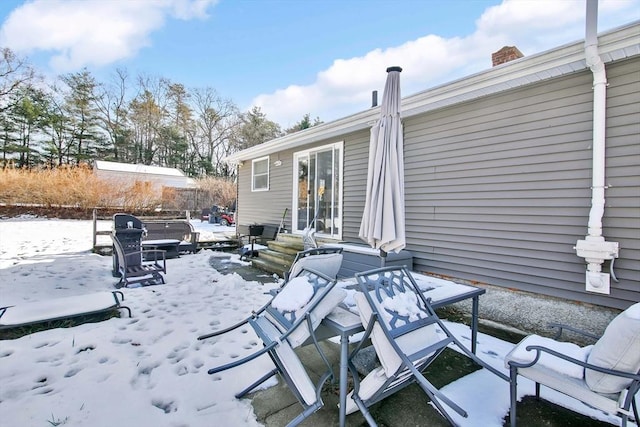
492,46,524,66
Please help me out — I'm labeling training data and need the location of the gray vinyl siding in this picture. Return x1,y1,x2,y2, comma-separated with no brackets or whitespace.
342,129,370,238
396,57,639,310
236,152,294,229
238,133,370,233
237,56,639,310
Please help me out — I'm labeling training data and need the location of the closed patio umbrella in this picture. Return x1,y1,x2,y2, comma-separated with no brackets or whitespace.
358,66,405,258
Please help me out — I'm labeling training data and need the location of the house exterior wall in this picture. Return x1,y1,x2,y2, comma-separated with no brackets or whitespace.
236,56,639,310
237,132,370,232
346,57,637,310
236,152,294,229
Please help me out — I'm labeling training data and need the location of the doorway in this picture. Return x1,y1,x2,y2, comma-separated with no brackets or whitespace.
293,142,343,239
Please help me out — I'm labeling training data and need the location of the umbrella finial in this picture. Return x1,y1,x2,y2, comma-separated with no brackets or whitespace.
386,66,402,73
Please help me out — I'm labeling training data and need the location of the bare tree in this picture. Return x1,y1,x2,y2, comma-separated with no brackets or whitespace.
95,68,130,161
0,48,35,113
191,87,239,177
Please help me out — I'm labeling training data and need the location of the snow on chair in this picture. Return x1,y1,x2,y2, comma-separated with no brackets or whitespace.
505,302,640,427
197,247,343,342
346,266,508,426
284,247,344,282
204,267,346,427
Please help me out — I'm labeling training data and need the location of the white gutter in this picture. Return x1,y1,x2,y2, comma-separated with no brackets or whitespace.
574,0,619,294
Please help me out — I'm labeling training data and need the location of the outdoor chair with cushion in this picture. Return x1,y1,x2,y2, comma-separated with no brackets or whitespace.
197,247,343,341
284,246,344,282
204,267,347,427
346,266,509,426
505,302,640,427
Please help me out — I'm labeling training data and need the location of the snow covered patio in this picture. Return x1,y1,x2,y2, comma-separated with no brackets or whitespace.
0,218,630,426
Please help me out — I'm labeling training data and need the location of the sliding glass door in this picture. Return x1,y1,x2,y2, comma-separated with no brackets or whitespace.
293,142,343,238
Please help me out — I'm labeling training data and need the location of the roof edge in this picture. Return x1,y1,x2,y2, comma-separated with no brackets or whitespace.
226,21,640,164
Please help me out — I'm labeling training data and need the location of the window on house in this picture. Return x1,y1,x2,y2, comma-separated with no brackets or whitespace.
252,156,269,191
293,142,343,239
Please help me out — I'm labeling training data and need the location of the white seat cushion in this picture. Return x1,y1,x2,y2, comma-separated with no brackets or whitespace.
505,335,592,379
354,291,439,377
585,302,640,393
345,366,388,414
518,364,622,415
257,317,317,406
271,277,315,313
289,253,343,280
267,278,346,348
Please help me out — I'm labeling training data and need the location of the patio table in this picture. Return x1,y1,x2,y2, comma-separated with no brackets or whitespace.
320,279,485,427
141,239,181,259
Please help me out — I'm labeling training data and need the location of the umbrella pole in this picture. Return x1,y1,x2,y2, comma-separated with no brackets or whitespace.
380,249,387,268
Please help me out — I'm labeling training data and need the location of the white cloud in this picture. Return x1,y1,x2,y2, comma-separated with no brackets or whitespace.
0,0,216,72
252,0,639,127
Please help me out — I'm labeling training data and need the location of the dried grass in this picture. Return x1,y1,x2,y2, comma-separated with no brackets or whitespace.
0,167,237,212
194,176,236,209
0,166,163,210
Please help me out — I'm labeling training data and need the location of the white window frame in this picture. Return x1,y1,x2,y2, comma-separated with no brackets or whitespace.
251,156,270,192
292,141,344,239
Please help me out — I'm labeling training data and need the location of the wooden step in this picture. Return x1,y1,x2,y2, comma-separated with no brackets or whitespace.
275,232,303,245
268,240,303,254
250,256,289,278
258,248,295,266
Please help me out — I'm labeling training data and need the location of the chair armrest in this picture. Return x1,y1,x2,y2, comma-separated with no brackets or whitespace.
510,344,640,381
548,322,600,341
140,249,166,268
126,248,165,260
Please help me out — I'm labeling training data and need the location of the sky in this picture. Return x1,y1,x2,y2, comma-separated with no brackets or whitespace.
0,0,639,128
0,217,631,426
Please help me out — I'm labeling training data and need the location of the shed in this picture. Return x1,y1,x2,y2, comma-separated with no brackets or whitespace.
94,161,196,189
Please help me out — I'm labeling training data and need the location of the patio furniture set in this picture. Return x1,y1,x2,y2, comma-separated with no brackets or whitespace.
111,213,200,288
199,247,640,427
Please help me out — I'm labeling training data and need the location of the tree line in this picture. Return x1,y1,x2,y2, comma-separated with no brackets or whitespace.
0,47,322,178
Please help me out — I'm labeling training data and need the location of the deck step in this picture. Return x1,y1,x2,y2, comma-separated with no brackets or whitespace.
268,240,303,254
250,256,289,277
248,232,344,279
257,249,295,266
275,233,303,244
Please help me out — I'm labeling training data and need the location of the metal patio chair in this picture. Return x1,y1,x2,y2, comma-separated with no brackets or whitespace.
284,246,344,282
346,266,509,426
111,234,166,288
197,247,343,341
203,267,346,426
506,302,640,427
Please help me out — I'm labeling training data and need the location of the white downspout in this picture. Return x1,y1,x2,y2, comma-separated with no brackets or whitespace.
574,0,619,294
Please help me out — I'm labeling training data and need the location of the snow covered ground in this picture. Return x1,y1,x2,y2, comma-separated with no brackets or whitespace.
0,218,629,426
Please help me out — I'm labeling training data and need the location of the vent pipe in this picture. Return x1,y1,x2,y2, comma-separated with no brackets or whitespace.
371,90,378,107
574,0,619,294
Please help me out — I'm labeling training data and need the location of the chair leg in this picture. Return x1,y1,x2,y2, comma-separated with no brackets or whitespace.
286,401,323,427
236,368,279,398
356,398,378,427
535,382,540,400
510,366,518,427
